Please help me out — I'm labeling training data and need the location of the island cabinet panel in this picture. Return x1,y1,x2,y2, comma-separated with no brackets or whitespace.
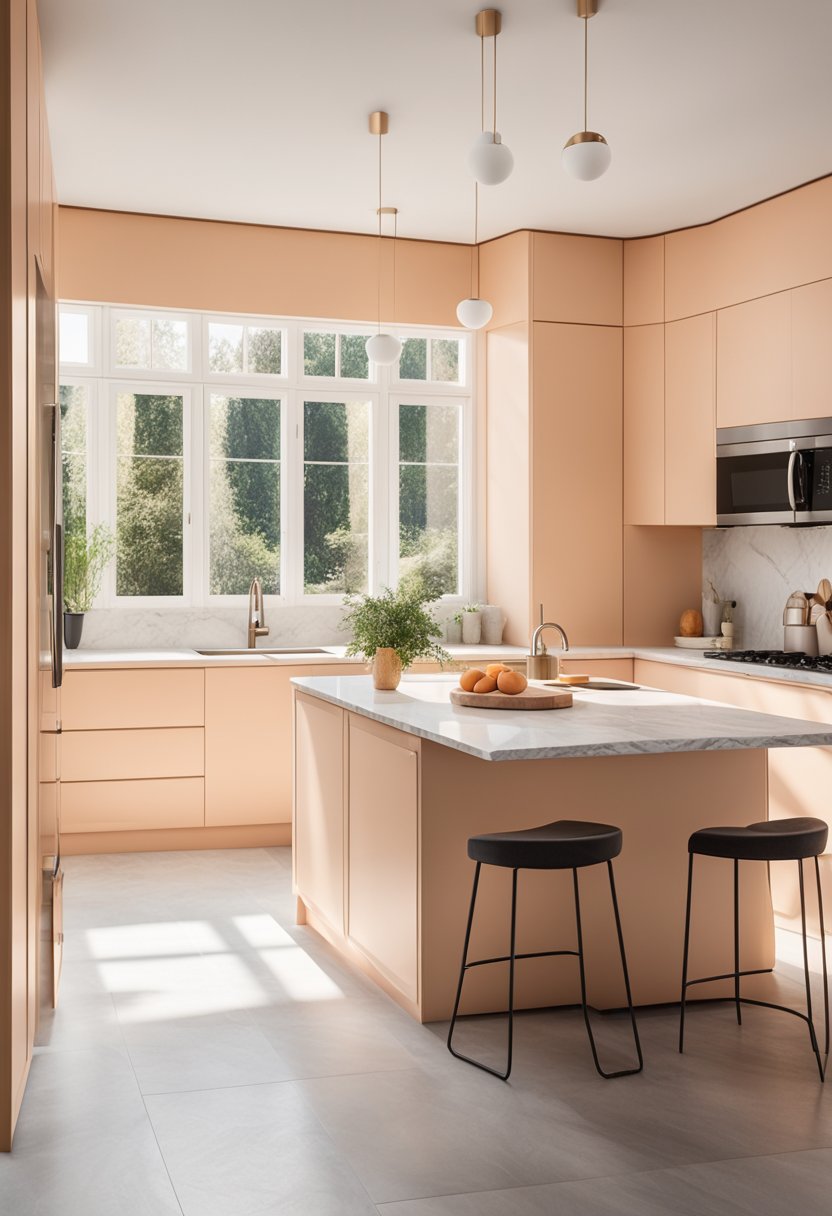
716,292,791,428
791,278,832,421
293,693,346,934
347,716,419,1003
204,666,285,826
665,312,716,526
623,323,665,525
62,778,204,834
558,658,634,682
61,668,205,730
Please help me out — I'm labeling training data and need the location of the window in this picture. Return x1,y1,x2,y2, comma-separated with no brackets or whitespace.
114,389,186,597
58,304,473,607
303,398,370,595
397,401,462,596
209,393,281,595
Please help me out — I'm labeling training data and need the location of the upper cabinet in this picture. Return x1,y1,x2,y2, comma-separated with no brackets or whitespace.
623,324,664,525
665,314,716,526
792,278,832,422
716,292,791,429
532,233,622,326
623,237,664,327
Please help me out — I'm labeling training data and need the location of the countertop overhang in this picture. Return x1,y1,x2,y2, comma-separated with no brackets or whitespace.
291,673,832,762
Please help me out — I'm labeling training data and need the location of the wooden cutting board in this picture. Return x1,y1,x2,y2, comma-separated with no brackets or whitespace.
450,686,573,711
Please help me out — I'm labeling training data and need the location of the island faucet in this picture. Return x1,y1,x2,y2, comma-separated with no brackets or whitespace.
527,617,569,680
247,577,270,650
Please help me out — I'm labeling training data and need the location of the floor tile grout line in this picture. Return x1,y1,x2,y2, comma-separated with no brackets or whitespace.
139,1091,189,1216
137,1062,425,1100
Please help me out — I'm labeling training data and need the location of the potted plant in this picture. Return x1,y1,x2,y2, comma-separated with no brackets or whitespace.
341,585,449,690
63,524,115,649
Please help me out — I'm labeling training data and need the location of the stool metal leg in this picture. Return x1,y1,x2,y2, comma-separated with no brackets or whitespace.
798,858,825,1081
447,864,518,1081
816,855,830,1066
573,863,643,1079
679,852,694,1053
734,858,742,1026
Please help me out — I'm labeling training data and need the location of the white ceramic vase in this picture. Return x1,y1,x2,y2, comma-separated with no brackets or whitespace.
445,618,462,645
479,605,505,646
461,611,482,645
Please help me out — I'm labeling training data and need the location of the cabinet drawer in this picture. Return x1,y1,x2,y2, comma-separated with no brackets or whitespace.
61,669,204,730
61,778,204,833
62,728,204,782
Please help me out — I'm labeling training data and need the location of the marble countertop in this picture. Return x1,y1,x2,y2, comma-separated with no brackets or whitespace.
61,643,531,670
290,673,832,762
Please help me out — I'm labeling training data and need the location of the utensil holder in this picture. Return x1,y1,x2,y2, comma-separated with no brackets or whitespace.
783,625,819,656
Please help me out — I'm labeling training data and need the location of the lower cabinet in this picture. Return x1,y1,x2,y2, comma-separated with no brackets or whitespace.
205,667,284,826
62,778,204,833
635,659,832,939
293,693,345,933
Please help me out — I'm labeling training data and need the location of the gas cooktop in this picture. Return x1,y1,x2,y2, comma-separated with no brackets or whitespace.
703,649,832,673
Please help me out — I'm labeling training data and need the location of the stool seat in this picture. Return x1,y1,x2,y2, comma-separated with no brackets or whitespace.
689,816,828,863
467,819,623,870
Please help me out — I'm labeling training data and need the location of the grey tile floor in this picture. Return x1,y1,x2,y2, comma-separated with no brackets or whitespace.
1,847,831,1214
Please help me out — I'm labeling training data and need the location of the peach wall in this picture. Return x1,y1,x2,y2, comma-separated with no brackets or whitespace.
479,230,530,329
57,206,472,327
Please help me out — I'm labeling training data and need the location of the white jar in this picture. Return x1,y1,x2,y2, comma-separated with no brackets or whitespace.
445,618,462,645
461,610,482,645
479,604,505,646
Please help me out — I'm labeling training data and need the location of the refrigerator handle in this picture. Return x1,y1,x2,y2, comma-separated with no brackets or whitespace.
50,403,63,689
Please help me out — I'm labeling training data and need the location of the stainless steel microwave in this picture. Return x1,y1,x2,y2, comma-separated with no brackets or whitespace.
716,417,832,526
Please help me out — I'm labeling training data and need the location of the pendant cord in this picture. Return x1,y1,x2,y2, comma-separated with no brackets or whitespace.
472,181,479,298
377,131,382,333
492,31,497,137
393,209,397,326
583,16,588,131
480,32,485,132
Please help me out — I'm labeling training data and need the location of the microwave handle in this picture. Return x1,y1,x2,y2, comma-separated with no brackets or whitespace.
787,450,798,511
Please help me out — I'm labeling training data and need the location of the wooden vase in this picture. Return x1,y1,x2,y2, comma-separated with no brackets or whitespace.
372,648,402,690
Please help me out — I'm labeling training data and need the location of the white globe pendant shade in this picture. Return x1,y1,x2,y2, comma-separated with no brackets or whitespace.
562,131,611,182
365,332,402,366
456,297,493,330
468,131,514,186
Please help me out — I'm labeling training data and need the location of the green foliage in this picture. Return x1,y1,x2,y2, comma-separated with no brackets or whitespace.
398,526,457,600
64,524,115,613
342,584,449,671
399,338,427,380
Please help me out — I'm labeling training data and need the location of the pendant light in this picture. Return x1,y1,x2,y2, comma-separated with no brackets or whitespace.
468,9,513,187
365,111,402,368
562,0,611,182
456,183,493,330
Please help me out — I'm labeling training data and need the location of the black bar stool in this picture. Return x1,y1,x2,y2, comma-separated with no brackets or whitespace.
447,819,643,1081
679,816,830,1081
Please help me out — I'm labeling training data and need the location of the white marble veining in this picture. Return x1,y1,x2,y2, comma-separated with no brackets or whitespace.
703,526,832,650
77,602,353,650
62,644,530,671
291,673,832,762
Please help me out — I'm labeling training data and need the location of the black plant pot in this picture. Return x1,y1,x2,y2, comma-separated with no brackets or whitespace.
63,612,85,650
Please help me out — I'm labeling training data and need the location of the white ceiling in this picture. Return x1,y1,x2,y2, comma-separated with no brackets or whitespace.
39,0,832,243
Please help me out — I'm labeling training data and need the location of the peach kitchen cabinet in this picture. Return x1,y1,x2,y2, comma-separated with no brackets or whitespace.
664,312,716,526
634,659,832,941
791,278,832,422
623,323,665,525
293,692,346,935
60,668,206,834
716,292,791,428
205,663,359,827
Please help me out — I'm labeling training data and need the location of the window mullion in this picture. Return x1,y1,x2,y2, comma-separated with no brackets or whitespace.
189,385,205,606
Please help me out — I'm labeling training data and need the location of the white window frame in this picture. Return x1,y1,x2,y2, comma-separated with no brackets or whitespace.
107,307,198,381
203,314,289,387
389,394,472,601
59,302,477,610
58,304,101,375
296,389,382,604
100,379,195,608
203,384,286,605
390,329,469,393
299,321,378,386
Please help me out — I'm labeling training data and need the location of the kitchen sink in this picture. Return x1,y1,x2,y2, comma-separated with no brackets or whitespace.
196,647,331,656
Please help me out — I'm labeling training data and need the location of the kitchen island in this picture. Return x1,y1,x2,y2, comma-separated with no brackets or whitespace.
292,674,832,1022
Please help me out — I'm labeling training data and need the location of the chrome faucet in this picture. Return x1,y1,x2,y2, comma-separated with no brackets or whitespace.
247,577,270,649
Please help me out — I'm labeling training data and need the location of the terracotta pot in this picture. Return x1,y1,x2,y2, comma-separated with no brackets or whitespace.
372,648,402,690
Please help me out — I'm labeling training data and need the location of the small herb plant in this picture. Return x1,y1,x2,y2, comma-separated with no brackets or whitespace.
63,524,115,613
341,585,450,670
462,602,480,614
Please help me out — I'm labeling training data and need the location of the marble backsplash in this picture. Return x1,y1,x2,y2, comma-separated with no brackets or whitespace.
703,526,832,649
76,603,353,650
